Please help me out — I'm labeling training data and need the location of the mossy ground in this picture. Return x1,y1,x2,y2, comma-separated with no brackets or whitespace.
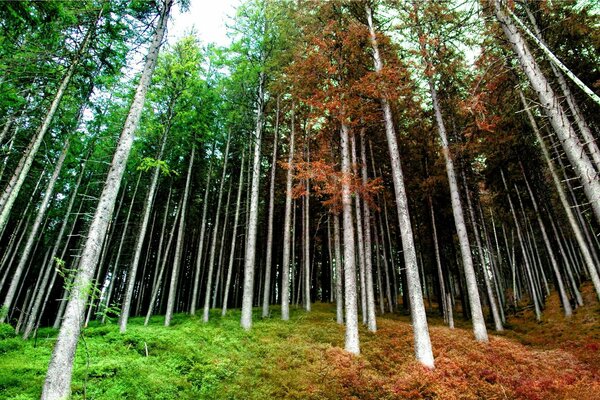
1,286,599,399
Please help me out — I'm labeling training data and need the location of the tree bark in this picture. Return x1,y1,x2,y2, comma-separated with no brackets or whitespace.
340,123,360,355
119,131,168,332
262,97,280,317
240,72,265,330
281,105,295,321
360,132,376,332
493,0,600,224
2,141,69,323
41,2,171,397
366,3,435,367
165,144,194,326
203,133,230,322
0,10,99,235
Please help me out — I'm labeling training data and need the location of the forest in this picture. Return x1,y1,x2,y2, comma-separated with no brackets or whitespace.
0,0,599,398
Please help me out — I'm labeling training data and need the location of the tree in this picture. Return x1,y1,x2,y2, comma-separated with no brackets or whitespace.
42,1,172,397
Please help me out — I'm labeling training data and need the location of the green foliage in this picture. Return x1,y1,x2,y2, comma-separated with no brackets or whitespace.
1,298,599,399
137,157,177,176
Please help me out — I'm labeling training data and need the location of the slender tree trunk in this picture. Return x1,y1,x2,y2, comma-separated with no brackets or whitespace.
119,131,167,332
0,11,99,234
493,1,600,224
333,213,344,324
222,152,245,316
241,72,265,330
190,142,215,315
429,197,448,325
360,132,376,331
281,106,295,321
23,160,86,339
350,134,367,324
501,170,542,320
42,3,172,397
519,92,600,301
366,3,434,367
262,97,279,317
213,178,233,309
202,134,230,322
145,197,181,326
520,163,572,316
1,141,69,323
340,123,360,355
462,171,503,331
303,176,311,312
165,145,194,326
428,81,488,341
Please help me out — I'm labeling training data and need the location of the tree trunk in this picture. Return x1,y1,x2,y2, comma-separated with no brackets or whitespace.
240,72,265,330
519,92,600,301
493,0,600,224
366,3,434,367
42,2,171,397
333,213,344,324
0,11,99,235
190,142,215,315
520,163,572,316
203,133,230,322
350,134,367,324
501,170,542,320
222,152,245,316
262,97,280,317
281,106,295,321
22,159,86,339
165,144,194,326
119,131,168,332
462,171,503,331
340,123,360,355
145,196,181,325
1,141,69,323
360,132,376,332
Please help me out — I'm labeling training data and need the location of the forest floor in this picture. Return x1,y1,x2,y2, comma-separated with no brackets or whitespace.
1,285,599,399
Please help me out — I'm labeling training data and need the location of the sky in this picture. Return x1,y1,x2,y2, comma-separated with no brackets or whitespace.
168,0,241,46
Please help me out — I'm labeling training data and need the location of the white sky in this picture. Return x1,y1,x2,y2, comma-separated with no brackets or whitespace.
168,0,241,46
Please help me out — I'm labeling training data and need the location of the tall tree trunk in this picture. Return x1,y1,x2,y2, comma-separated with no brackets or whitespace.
1,141,69,323
333,213,344,324
520,163,572,316
22,159,86,339
165,144,194,326
429,197,448,325
42,3,172,397
213,178,233,309
360,132,376,331
340,123,360,354
428,81,488,342
366,3,435,367
519,92,600,301
190,142,215,314
350,134,367,324
222,152,245,316
462,171,503,331
119,131,168,332
145,196,181,325
262,97,280,317
0,10,99,234
240,72,265,330
493,0,600,224
501,170,542,320
203,134,230,322
281,106,295,321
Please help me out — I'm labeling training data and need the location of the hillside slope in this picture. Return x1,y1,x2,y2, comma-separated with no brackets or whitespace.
1,288,599,399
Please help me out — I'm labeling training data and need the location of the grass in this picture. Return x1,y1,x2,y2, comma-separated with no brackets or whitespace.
0,286,599,399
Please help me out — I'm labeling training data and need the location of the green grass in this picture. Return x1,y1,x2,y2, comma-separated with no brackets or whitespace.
0,306,349,399
1,296,599,399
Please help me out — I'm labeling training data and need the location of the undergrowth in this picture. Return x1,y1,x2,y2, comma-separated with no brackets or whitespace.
0,286,598,399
